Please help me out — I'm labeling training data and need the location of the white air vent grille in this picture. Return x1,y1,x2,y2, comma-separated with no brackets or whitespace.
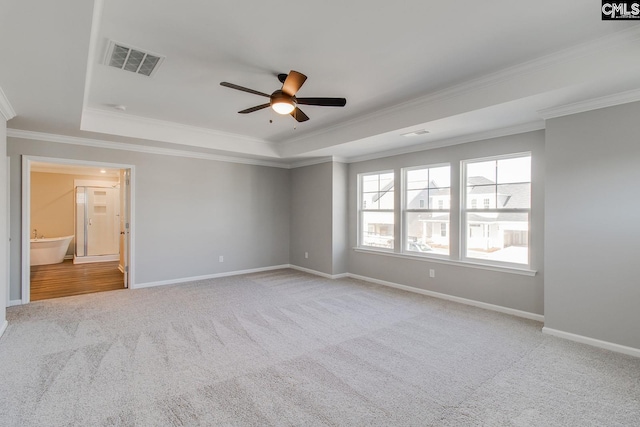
105,41,164,77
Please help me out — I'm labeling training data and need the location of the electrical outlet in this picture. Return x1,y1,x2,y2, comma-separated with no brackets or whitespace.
219,256,224,262
429,269,435,278
304,252,309,259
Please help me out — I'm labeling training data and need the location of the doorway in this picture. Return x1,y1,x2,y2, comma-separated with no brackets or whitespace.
21,156,135,303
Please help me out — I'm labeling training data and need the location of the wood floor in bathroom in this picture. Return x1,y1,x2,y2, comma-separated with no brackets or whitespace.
30,260,125,301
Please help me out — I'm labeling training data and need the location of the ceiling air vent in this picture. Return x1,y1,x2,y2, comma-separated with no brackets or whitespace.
104,41,165,77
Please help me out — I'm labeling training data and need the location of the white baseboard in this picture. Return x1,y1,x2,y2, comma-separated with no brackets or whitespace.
0,320,7,338
289,265,349,280
542,327,640,358
347,273,545,322
64,255,73,260
8,300,22,307
73,254,119,264
132,264,291,289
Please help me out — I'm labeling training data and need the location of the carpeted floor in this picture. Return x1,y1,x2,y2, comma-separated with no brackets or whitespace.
1,269,638,426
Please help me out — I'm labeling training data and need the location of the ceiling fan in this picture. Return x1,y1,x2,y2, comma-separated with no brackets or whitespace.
220,70,346,122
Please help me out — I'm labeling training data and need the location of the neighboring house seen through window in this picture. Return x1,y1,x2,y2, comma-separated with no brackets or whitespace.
463,154,531,265
403,165,450,256
357,152,532,270
359,171,394,249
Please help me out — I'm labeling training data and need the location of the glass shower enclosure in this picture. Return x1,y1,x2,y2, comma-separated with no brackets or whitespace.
75,186,120,260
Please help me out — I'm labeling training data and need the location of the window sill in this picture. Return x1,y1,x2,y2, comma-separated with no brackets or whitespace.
352,247,537,276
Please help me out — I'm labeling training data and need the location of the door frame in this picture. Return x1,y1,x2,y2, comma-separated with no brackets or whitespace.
21,155,135,303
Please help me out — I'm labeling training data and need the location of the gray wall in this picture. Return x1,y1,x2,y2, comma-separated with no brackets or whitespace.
545,102,640,349
348,131,545,315
332,162,348,275
289,162,333,274
289,161,349,276
7,138,290,299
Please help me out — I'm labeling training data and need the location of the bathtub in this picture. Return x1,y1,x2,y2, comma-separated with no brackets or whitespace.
30,235,74,266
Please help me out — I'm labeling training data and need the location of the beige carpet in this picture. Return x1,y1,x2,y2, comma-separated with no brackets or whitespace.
1,269,638,426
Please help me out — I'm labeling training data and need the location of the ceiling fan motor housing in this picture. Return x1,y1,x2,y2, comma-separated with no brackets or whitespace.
270,90,295,106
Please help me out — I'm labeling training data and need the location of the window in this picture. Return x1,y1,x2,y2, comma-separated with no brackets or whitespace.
359,171,394,249
403,165,450,256
463,154,531,265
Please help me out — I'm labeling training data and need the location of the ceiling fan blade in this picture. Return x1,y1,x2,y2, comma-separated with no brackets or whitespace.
281,70,307,97
238,103,270,114
296,97,347,107
220,82,270,98
290,107,309,122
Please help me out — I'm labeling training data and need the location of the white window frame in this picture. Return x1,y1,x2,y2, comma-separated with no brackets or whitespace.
402,163,451,259
358,170,395,251
461,152,532,268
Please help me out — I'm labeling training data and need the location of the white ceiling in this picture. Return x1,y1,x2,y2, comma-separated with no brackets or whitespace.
1,0,640,165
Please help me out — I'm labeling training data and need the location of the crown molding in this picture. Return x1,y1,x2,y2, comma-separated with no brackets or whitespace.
80,107,278,157
6,129,291,169
288,156,348,169
288,156,335,169
82,107,267,145
538,88,640,120
7,121,546,169
0,87,17,120
279,26,640,148
345,121,545,164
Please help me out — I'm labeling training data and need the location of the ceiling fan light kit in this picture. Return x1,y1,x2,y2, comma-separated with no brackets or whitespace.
220,70,346,122
270,90,296,114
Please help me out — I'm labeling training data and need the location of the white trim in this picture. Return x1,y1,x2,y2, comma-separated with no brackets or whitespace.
0,87,16,120
127,167,135,288
132,264,290,289
6,157,11,308
348,273,544,322
21,156,135,304
289,264,349,280
7,129,290,169
538,88,640,120
8,300,22,307
0,320,7,338
21,157,29,303
64,255,73,260
345,122,545,164
288,156,335,169
6,124,545,168
352,247,537,276
82,0,103,108
80,107,280,159
73,254,119,264
542,327,640,358
82,108,266,145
